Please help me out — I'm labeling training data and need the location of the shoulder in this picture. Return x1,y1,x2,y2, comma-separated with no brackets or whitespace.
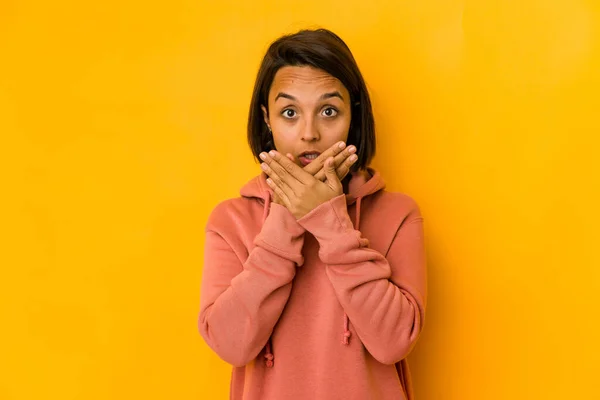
205,196,262,234
377,190,421,211
373,190,423,222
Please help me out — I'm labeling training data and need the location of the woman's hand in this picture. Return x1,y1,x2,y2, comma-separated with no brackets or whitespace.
269,142,357,206
295,141,358,182
259,151,344,219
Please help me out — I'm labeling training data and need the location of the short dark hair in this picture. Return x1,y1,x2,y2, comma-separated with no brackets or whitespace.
247,28,376,171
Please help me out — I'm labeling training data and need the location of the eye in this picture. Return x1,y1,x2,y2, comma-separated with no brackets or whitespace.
281,109,296,119
322,107,338,117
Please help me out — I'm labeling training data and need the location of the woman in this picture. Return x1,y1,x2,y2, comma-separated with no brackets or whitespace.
199,28,427,400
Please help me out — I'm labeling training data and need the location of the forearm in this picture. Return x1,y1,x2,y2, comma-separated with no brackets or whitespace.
199,202,306,366
298,194,427,364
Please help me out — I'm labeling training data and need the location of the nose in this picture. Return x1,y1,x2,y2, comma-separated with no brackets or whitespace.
301,118,320,142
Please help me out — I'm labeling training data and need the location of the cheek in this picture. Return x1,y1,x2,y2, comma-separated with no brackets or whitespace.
322,117,351,141
271,126,297,151
271,125,295,140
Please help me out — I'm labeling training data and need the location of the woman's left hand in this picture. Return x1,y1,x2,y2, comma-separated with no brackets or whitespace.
260,150,343,219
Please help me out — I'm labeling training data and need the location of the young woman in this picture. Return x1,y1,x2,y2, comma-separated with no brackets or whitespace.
199,28,427,400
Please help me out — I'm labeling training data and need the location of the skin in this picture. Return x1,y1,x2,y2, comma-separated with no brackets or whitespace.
260,66,359,209
260,150,343,219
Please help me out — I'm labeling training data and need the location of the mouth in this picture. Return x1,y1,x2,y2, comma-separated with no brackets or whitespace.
298,151,321,166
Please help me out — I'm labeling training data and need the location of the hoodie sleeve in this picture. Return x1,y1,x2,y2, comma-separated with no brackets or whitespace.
199,201,305,367
296,194,426,365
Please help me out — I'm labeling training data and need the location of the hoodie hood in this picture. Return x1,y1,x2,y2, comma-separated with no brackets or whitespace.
239,167,386,367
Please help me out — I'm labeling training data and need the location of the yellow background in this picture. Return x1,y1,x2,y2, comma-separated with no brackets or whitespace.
2,0,599,399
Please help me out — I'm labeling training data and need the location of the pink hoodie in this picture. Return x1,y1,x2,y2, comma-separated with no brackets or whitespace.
199,167,427,399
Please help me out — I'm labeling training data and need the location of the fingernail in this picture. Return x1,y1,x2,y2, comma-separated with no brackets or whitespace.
259,153,267,160
261,163,268,171
269,150,276,157
348,146,356,154
338,142,346,149
350,155,358,161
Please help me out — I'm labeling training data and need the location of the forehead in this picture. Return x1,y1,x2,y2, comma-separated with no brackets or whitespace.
269,66,348,98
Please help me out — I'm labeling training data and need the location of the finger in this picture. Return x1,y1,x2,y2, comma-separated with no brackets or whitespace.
266,177,292,208
334,153,358,181
261,161,296,199
272,190,282,205
286,153,295,162
303,141,347,176
314,145,356,181
324,157,342,192
265,150,314,188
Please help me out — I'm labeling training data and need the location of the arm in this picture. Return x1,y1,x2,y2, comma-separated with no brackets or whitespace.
297,194,427,365
198,201,305,367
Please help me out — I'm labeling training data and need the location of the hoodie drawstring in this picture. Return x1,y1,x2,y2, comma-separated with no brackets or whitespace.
343,196,363,345
262,193,276,368
264,341,274,368
355,196,362,231
342,314,352,345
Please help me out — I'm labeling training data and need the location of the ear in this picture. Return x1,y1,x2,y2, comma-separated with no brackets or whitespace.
261,105,271,131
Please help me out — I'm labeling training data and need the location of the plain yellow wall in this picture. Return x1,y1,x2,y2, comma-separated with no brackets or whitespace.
2,0,599,399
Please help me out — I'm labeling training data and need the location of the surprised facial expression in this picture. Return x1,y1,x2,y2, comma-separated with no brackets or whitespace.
262,66,352,167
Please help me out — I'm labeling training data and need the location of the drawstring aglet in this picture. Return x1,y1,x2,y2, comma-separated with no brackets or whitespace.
264,353,274,368
342,331,351,345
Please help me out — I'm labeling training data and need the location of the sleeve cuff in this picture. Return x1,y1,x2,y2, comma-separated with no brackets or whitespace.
253,202,306,266
297,194,369,263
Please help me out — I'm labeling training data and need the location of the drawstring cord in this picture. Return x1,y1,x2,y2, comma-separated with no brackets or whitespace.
262,192,276,368
342,314,352,345
264,342,274,368
342,196,362,345
355,196,362,231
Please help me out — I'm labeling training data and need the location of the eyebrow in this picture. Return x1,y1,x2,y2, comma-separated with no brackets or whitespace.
274,91,345,102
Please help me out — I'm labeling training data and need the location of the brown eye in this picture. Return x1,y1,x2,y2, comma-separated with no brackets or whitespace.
282,109,296,119
322,107,338,117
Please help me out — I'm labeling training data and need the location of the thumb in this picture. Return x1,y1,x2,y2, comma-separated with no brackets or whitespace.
324,157,342,191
